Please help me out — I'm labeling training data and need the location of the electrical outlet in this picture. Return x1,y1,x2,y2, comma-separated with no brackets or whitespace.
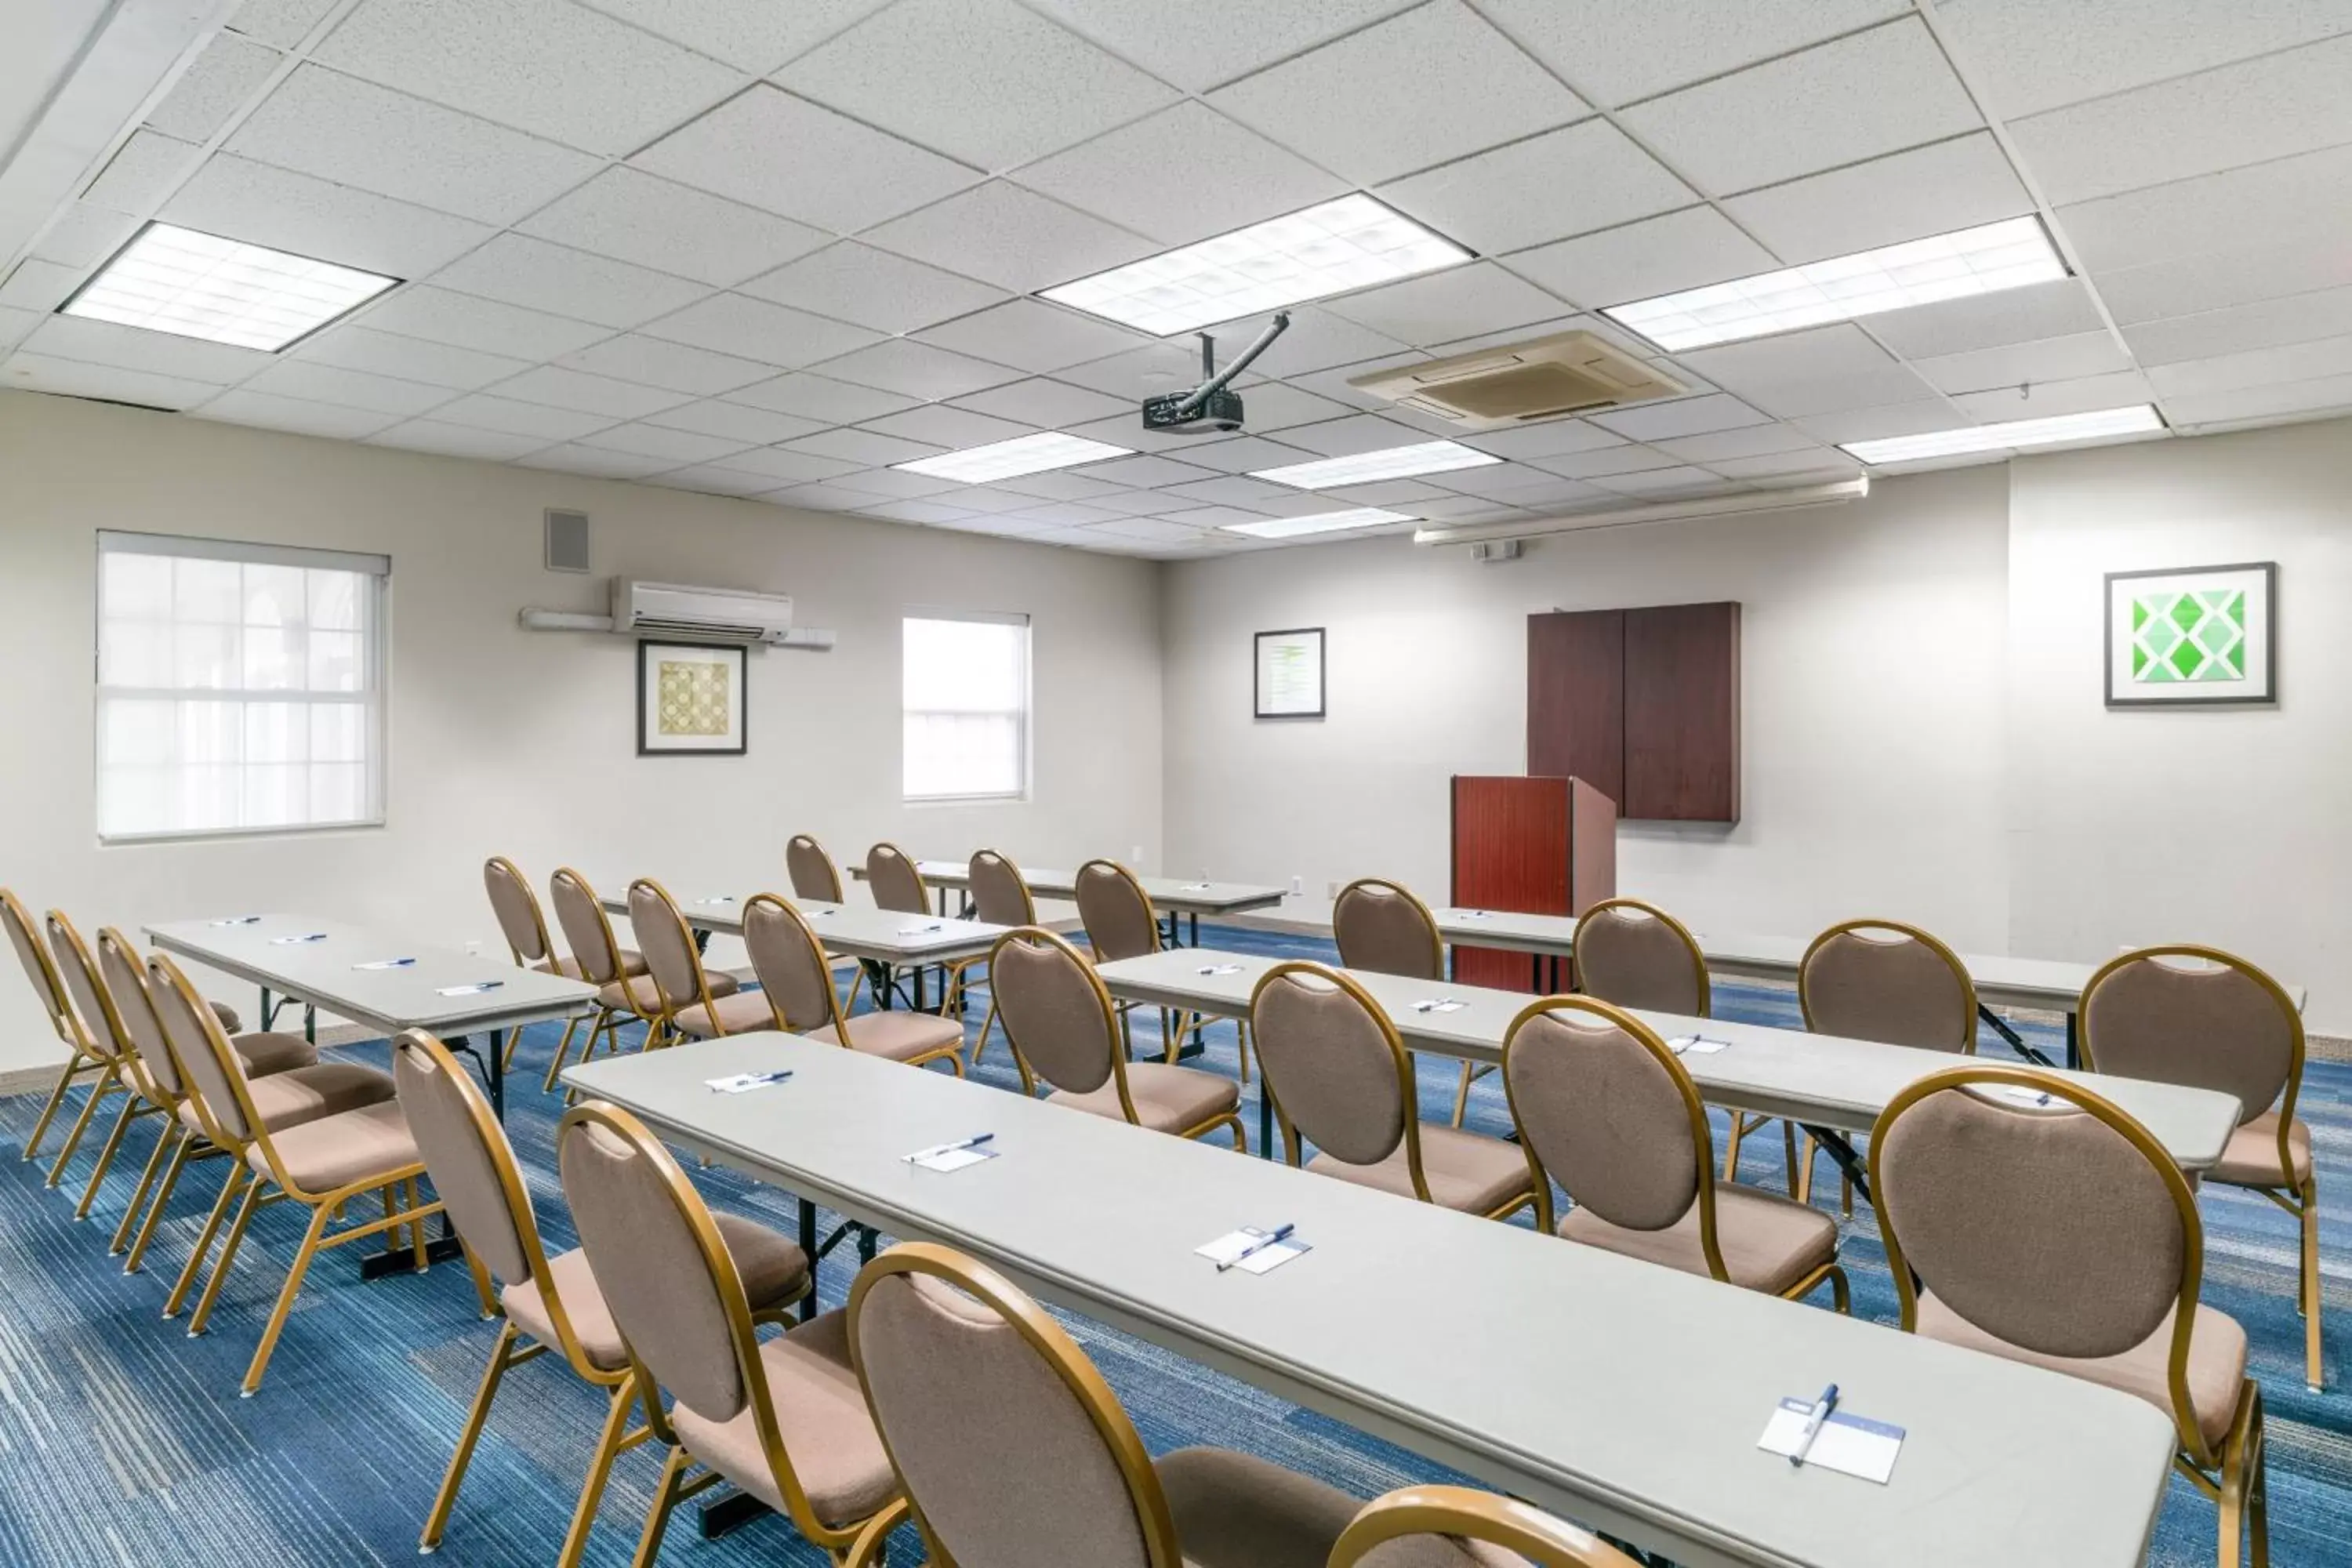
1131,844,1144,865
1290,875,1304,897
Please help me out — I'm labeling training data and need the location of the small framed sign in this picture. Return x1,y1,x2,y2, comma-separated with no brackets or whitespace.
1254,627,1325,719
638,641,747,754
2104,561,2276,707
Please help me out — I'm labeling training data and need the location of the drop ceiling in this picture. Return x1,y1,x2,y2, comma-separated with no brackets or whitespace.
5,0,2351,559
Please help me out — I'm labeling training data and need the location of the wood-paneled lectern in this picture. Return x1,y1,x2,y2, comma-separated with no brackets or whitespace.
1448,775,1617,991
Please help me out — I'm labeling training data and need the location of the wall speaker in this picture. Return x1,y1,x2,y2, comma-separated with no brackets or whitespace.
544,509,590,573
1470,539,1523,564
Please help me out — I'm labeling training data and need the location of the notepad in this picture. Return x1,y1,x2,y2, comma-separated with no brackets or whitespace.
1195,1228,1311,1275
897,924,946,937
351,958,415,971
1980,1083,2060,1108
905,1141,998,1172
270,933,328,945
1411,998,1468,1014
1197,963,1243,976
209,916,262,926
706,1071,791,1094
1180,882,1214,891
435,982,505,997
1757,1397,1904,1483
1668,1034,1730,1054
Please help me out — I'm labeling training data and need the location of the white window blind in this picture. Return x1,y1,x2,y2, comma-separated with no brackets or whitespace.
903,612,1030,802
96,532,388,842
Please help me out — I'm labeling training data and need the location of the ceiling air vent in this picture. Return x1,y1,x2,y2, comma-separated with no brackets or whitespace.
1348,329,1685,431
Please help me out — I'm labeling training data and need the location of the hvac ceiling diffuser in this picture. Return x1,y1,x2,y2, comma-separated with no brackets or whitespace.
1348,329,1685,431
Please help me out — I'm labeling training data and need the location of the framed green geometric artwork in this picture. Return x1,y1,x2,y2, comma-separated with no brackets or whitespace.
2103,561,2275,707
637,640,747,754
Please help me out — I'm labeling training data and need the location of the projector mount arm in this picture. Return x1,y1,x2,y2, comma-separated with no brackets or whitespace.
1171,311,1290,419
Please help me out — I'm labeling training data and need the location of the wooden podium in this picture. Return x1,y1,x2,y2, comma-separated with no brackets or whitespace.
1449,775,1617,992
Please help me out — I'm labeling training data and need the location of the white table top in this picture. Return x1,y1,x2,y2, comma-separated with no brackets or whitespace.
564,1032,2176,1568
855,859,1287,917
146,913,596,1036
1095,949,2242,1170
597,886,1004,963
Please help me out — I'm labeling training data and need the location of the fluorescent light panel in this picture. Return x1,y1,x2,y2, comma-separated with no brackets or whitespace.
1043,194,1470,336
895,430,1132,483
1221,506,1414,539
63,222,397,351
1605,216,2067,352
1841,405,2165,465
1250,440,1501,490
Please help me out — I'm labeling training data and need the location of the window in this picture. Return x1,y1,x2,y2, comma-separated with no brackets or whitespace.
96,532,388,842
902,612,1029,802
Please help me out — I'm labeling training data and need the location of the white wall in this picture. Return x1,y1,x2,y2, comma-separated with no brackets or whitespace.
0,390,1163,1073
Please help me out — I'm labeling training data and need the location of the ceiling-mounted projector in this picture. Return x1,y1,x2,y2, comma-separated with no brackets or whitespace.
1141,311,1290,434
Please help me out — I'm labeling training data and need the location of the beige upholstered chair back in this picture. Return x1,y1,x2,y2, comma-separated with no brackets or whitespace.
968,850,1036,927
866,843,929,916
1332,1485,1635,1568
1334,879,1443,981
97,927,183,1098
627,880,703,1014
550,869,627,987
2082,948,2299,1127
1504,1001,1704,1232
1250,964,1410,1167
395,1031,539,1289
848,1244,1175,1568
1799,922,1975,1052
558,1104,752,1420
1573,900,1708,1016
786,834,844,903
147,954,256,1143
484,856,555,965
1074,860,1159,964
990,930,1118,1094
4,887,83,1049
742,895,838,1033
1874,1072,2193,1360
44,912,132,1071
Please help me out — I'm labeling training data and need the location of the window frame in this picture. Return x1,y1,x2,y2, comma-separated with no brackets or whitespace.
900,607,1033,806
93,529,391,846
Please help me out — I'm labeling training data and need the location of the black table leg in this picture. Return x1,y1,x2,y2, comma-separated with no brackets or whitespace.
1975,1004,2058,1069
797,1197,818,1323
2065,1011,2079,1070
1258,1085,1273,1160
1188,911,1198,946
304,1004,316,1044
698,1491,773,1539
1798,1124,1871,1205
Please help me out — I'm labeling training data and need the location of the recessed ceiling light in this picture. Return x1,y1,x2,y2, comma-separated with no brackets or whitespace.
1221,506,1416,539
61,222,399,352
1604,216,2067,352
1841,405,2165,465
894,430,1134,483
1041,194,1471,336
1250,440,1501,490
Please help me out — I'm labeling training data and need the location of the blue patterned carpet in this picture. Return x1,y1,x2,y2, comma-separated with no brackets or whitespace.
0,921,2342,1566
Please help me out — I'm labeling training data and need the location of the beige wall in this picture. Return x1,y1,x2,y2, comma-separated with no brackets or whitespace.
0,389,1164,1073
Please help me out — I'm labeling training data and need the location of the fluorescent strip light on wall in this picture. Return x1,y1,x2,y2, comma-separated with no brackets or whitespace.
1042,194,1470,336
1604,216,2067,351
1250,440,1501,490
1221,506,1415,539
63,222,399,351
895,431,1133,482
1841,405,2165,465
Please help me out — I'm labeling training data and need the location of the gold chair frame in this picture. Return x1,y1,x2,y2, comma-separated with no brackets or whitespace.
786,833,866,1014
741,894,966,1075
1334,877,1475,1125
485,855,581,1073
544,867,655,1094
4,887,108,1172
1330,1484,1639,1568
961,847,1037,1069
626,877,737,1050
1078,858,1249,1080
43,912,177,1234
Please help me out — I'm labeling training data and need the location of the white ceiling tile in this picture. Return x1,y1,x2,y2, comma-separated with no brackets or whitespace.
1200,307,1410,380
2146,335,2352,399
2121,284,2352,365
1316,478,1455,506
579,422,754,463
1525,445,1683,479
365,418,547,459
1208,2,1586,186
0,260,81,312
1214,381,1356,431
724,372,917,423
739,243,1008,334
1709,448,1862,480
812,338,1023,400
988,469,1130,501
1472,474,1624,507
1503,208,1777,310
2056,143,2352,276
1054,339,1215,399
490,364,691,419
145,33,282,143
1933,0,2352,119
1023,0,1421,93
778,0,1176,171
1866,278,2107,358
646,400,826,444
1266,413,1436,458
1481,0,1907,107
1159,505,1269,529
825,466,967,498
1090,515,1221,544
225,65,601,225
1460,419,1626,459
641,292,882,368
358,285,610,358
191,388,399,439
81,131,202,214
519,443,677,479
1,353,227,410
630,85,981,232
425,392,616,441
1588,394,1771,441
706,446,865,481
1673,325,1938,419
767,482,878,510
432,234,707,329
1428,459,1589,496
1586,466,1737,496
926,511,1061,535
1160,434,1316,474
1621,20,1980,196
1158,476,1298,508
162,154,495,279
860,181,1153,293
1722,133,2034,265
1911,332,2134,395
2161,372,2352,429
1283,351,1434,410
1014,103,1345,247
21,314,272,383
1792,401,1964,444
1950,370,2156,422
230,0,340,49
2007,34,2352,205
2093,230,2352,326
314,0,746,156
579,1,894,71
1069,453,1222,488
648,464,796,497
239,358,454,415
949,376,1132,428
857,499,985,524
30,205,138,270
557,334,776,394
1653,424,1827,462
1377,121,1694,256
912,299,1150,374
946,485,1069,514
1059,412,1215,454
1319,263,1567,347
0,306,40,351
1409,495,1537,521
858,404,1034,448
519,168,829,288
783,427,946,466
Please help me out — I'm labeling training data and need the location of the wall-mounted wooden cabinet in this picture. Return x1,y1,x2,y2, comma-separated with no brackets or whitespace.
1527,601,1740,823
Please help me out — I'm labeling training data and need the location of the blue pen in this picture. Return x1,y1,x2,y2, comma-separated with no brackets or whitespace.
909,1133,994,1162
354,957,416,970
713,1069,793,1092
1788,1383,1840,1467
1218,1223,1296,1273
272,932,328,944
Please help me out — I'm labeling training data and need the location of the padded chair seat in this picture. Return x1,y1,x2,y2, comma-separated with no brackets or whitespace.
1051,1062,1238,1135
1308,1123,1534,1215
246,1099,420,1194
505,1212,811,1372
1156,1446,1359,1568
2208,1111,2311,1189
670,1308,898,1530
1915,1290,2247,1446
1558,1184,1838,1297
180,1061,394,1137
599,971,739,1016
675,989,779,1039
230,1030,318,1076
538,949,648,982
208,1000,243,1034
809,1011,963,1064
